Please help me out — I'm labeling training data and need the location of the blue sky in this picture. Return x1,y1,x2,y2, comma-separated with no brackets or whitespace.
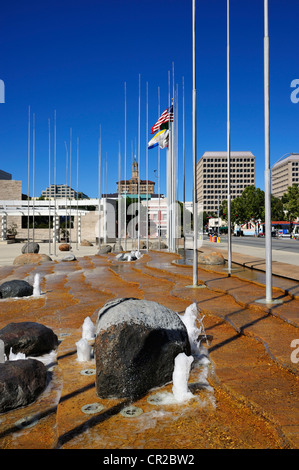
0,0,298,201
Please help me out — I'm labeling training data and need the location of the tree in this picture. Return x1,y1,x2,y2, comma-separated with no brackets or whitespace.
271,194,285,221
220,185,285,224
282,184,299,221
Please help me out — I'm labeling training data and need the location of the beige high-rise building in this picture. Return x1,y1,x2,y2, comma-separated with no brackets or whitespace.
196,151,255,213
272,153,299,198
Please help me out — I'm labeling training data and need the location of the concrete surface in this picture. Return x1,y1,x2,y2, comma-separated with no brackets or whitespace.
0,241,298,450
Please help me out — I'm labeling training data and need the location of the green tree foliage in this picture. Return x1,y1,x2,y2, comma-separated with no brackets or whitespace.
282,184,299,221
220,185,285,223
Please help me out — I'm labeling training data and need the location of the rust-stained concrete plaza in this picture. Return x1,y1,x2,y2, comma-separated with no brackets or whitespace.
0,242,298,449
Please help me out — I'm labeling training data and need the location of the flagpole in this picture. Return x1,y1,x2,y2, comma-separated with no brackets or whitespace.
69,127,72,248
98,126,101,250
264,0,272,301
118,141,121,247
167,70,172,252
175,82,179,252
77,136,80,250
48,118,51,255
172,62,175,253
27,105,30,249
183,76,186,252
124,82,127,251
54,110,57,256
146,81,149,251
104,153,108,244
227,0,232,276
138,73,141,253
32,113,35,245
192,0,198,286
158,86,161,250
64,141,68,243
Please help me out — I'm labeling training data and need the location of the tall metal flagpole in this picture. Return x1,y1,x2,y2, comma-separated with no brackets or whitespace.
192,0,198,286
264,0,272,301
118,141,121,246
98,126,101,249
64,141,68,242
48,118,51,255
69,128,72,248
54,110,57,256
183,77,186,252
172,62,175,253
146,81,149,251
158,86,161,250
124,82,127,251
227,0,232,276
138,74,141,252
167,70,172,252
27,106,30,248
32,113,35,245
77,136,80,250
175,82,179,252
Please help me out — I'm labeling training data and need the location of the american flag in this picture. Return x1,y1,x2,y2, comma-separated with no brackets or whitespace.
150,106,173,134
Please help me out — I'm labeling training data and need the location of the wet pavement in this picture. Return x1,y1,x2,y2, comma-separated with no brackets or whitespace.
0,249,298,449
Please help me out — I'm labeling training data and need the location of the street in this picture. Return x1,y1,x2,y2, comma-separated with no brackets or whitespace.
225,234,299,254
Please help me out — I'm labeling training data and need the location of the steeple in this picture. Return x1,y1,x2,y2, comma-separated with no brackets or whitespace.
131,155,139,181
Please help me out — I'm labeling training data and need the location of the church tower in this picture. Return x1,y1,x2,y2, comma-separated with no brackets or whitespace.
131,156,139,182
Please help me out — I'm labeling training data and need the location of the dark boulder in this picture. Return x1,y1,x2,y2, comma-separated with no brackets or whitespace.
22,242,40,254
0,359,47,413
94,298,191,399
0,322,59,357
0,280,33,299
97,245,112,254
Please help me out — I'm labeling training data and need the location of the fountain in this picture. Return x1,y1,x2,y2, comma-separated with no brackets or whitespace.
76,338,92,362
180,302,206,355
172,353,194,402
33,273,41,297
0,339,4,364
82,317,95,340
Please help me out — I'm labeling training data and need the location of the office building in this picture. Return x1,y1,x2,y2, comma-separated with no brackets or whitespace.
272,153,299,198
196,151,255,213
41,184,89,200
0,169,12,180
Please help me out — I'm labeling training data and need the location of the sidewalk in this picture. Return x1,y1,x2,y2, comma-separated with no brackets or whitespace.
0,240,99,268
201,238,299,282
1,237,299,286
